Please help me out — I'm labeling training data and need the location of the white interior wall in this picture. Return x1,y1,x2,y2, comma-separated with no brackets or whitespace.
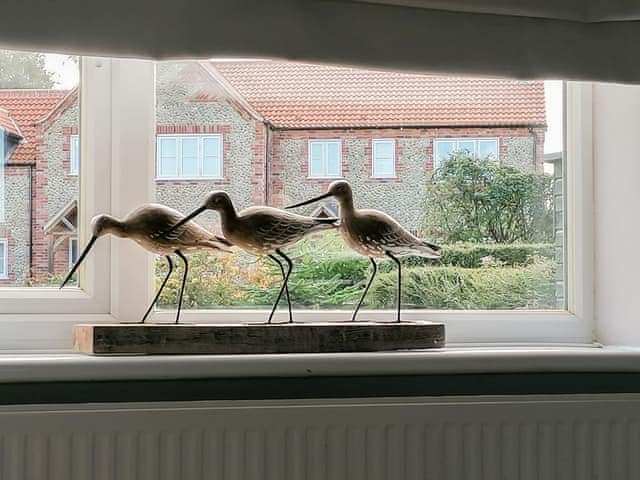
593,83,640,345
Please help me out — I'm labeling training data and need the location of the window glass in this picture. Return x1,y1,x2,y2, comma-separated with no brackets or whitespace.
203,137,221,177
158,138,178,177
326,142,341,176
180,137,198,177
0,49,80,286
457,140,476,156
70,135,80,174
435,140,455,164
373,140,395,177
69,238,78,267
0,239,6,278
153,60,564,314
309,142,324,176
478,139,498,159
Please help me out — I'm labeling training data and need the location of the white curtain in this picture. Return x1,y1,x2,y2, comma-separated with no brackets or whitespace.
2,0,640,82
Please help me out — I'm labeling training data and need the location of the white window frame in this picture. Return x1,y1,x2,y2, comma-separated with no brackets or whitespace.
69,134,79,175
0,58,154,351
156,134,223,179
371,139,396,178
433,137,499,169
0,238,7,279
308,139,342,178
0,64,593,349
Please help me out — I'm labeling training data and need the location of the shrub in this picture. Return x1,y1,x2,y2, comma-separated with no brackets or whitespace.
368,256,556,310
424,154,554,243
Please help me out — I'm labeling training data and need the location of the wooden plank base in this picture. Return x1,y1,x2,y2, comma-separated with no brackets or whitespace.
73,322,445,355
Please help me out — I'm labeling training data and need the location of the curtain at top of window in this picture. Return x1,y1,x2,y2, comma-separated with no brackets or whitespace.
3,0,640,83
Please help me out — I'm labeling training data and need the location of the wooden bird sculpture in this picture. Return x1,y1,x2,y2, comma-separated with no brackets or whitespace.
159,191,338,324
60,203,232,324
286,180,441,322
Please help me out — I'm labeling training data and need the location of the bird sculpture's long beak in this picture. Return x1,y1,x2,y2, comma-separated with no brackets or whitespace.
160,206,207,238
285,192,333,209
60,235,98,288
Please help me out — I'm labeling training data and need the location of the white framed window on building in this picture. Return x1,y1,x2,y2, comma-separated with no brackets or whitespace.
308,140,342,178
0,238,7,279
70,135,79,175
434,138,499,168
156,134,223,179
69,237,78,268
372,139,396,178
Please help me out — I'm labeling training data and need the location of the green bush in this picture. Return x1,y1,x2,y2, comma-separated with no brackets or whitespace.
424,154,554,243
368,256,556,310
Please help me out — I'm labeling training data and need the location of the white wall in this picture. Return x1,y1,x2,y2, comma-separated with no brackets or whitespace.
593,83,640,345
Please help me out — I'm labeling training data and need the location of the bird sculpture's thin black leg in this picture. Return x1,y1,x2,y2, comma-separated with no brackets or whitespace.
351,257,377,322
267,249,293,324
140,255,173,324
175,250,189,324
386,252,402,322
277,250,294,323
268,254,292,323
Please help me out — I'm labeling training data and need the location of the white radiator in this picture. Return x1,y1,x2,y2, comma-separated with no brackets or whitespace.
0,395,639,480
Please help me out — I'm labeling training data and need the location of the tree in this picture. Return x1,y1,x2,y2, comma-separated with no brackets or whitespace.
0,50,55,88
423,154,554,243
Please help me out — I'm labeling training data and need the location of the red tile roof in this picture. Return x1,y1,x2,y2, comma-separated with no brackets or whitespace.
0,90,68,162
211,60,546,129
0,107,22,138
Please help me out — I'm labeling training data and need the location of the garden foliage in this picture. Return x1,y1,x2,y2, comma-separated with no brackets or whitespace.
423,154,554,243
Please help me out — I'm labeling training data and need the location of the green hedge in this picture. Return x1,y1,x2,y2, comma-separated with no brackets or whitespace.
368,257,555,310
436,242,555,268
155,251,556,310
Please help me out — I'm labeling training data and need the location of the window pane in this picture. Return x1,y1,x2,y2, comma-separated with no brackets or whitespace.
203,137,219,157
0,241,6,277
203,157,220,177
435,141,455,162
326,142,340,176
160,138,177,157
374,140,394,176
153,60,565,314
457,140,476,156
158,138,177,177
375,141,394,159
180,138,198,176
478,139,498,159
203,137,221,176
309,142,324,176
0,49,80,286
71,136,80,174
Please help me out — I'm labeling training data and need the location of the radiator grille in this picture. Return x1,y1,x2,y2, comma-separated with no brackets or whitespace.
0,396,638,479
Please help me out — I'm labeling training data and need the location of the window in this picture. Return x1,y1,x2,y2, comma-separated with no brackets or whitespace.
156,135,222,178
434,138,498,168
308,140,341,178
69,237,78,268
0,239,7,279
70,135,79,175
372,139,395,177
0,54,595,350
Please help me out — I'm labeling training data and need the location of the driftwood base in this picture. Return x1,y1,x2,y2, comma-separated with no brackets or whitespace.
73,322,445,355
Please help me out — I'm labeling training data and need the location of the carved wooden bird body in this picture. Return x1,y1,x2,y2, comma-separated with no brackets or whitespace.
221,205,336,255
115,204,232,255
286,180,440,322
340,208,440,259
61,203,232,323
160,191,338,323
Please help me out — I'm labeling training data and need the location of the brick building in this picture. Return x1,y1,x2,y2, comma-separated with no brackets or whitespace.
0,60,546,285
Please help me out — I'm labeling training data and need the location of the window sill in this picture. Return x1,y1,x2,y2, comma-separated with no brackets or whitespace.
2,345,640,384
